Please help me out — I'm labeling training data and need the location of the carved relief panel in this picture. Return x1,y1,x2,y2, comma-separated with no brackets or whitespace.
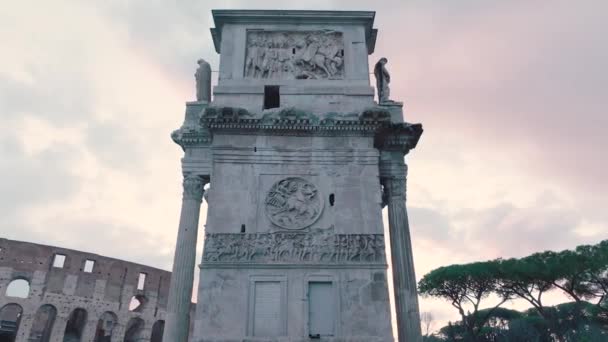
244,30,345,80
265,177,324,230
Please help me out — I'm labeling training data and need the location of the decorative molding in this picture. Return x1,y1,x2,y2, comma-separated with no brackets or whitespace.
172,104,423,148
200,263,388,269
374,123,423,154
202,229,386,264
210,10,377,54
171,102,212,150
212,148,379,166
171,129,212,149
199,106,402,137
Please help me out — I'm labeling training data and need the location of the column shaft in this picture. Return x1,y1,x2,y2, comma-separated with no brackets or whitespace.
163,175,205,342
386,172,422,342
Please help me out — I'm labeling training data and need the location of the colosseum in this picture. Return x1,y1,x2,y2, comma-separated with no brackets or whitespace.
0,238,193,342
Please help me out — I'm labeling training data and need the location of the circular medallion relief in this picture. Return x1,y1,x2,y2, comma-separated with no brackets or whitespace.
265,177,324,230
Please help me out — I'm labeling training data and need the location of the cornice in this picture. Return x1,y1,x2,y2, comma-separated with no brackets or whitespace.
210,9,377,54
171,127,212,150
200,108,383,136
374,123,423,154
172,105,423,152
200,262,388,269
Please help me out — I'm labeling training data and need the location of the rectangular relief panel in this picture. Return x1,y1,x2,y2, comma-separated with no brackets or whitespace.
245,30,344,80
308,281,335,337
203,231,386,264
252,281,283,337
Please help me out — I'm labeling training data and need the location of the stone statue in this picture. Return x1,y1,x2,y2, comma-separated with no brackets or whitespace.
195,58,211,102
374,57,392,103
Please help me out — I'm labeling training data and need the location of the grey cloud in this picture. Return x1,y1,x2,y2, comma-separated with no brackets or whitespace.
455,199,591,259
0,136,82,218
91,1,218,84
89,0,375,87
85,120,145,170
1,0,606,287
0,68,96,124
409,189,603,262
375,1,608,194
409,207,454,243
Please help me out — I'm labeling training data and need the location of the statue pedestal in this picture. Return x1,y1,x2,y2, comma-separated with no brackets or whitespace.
183,101,209,129
379,101,404,123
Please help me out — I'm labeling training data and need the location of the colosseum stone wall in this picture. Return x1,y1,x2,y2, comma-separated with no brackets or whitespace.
0,238,189,342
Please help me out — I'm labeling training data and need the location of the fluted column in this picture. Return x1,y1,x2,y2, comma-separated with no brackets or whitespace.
382,155,422,342
164,174,207,342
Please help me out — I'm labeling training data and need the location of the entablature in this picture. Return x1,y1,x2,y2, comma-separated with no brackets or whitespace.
172,104,422,154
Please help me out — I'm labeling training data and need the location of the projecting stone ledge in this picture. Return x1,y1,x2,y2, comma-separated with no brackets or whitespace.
178,105,423,139
200,104,392,122
197,338,393,342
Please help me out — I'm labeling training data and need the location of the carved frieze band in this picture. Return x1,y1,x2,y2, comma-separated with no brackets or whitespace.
202,230,386,264
182,175,206,201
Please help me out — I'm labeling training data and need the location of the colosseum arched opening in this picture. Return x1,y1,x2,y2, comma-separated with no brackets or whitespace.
28,304,57,342
0,238,193,341
0,303,22,342
93,311,117,342
150,320,165,342
124,317,145,342
63,308,87,342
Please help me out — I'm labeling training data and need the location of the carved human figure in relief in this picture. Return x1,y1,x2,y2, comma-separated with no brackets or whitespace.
195,58,211,102
245,31,344,80
202,231,385,263
374,57,392,104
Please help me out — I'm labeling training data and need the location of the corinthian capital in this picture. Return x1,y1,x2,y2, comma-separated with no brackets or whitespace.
182,174,206,201
381,176,407,202
387,177,407,199
381,163,408,204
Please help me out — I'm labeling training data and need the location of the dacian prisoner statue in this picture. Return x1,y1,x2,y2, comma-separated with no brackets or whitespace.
195,58,211,102
374,57,392,103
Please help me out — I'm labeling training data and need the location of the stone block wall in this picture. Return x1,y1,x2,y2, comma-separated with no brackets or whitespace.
0,238,192,342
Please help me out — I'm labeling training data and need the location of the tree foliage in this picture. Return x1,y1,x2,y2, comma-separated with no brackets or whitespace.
419,260,510,340
419,240,608,341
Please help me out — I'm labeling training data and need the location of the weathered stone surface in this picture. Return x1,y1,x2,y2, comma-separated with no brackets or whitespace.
195,58,212,102
164,175,207,342
209,10,377,114
374,57,392,104
168,9,424,342
202,231,386,264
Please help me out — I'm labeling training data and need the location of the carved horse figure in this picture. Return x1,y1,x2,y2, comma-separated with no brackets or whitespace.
293,35,333,78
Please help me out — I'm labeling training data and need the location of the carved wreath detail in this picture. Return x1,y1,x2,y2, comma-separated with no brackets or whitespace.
265,177,323,230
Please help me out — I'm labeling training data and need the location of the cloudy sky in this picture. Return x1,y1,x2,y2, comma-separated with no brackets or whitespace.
1,0,606,333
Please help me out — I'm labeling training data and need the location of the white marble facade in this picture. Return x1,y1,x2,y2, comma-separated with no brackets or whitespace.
210,10,378,114
166,10,423,342
193,133,393,341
